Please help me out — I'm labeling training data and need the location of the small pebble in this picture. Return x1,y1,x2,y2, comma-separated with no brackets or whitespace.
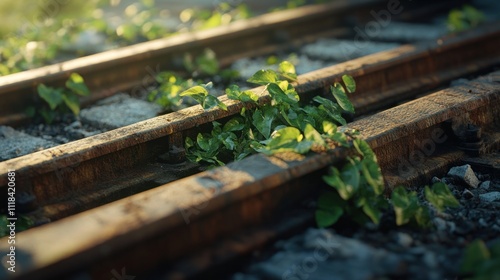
478,218,488,227
447,164,481,188
433,217,447,232
479,192,500,203
431,176,441,184
396,232,413,248
479,181,491,190
423,252,438,269
462,189,474,199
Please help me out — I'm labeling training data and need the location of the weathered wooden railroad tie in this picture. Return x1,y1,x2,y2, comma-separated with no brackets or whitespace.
0,1,498,279
0,0,469,126
0,21,499,223
1,69,498,280
0,0,388,126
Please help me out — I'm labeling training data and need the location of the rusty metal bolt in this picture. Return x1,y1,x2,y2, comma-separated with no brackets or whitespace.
465,124,481,143
168,145,186,164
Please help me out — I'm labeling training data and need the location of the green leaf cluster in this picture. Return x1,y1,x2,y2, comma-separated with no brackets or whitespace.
149,48,239,111
183,48,239,80
147,71,195,109
179,83,227,111
181,2,252,31
460,239,500,279
183,61,357,166
391,186,431,228
0,214,34,237
317,166,460,229
35,73,90,124
316,138,388,227
185,118,256,165
447,5,485,32
424,181,460,212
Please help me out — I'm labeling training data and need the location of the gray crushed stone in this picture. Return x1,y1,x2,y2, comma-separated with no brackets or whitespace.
80,93,163,130
301,39,400,61
479,191,500,203
0,126,56,161
447,164,481,188
369,22,447,42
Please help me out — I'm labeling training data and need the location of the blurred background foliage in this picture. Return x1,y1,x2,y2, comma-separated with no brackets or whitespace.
0,0,318,76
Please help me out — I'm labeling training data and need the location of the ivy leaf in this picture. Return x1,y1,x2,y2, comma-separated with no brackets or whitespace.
322,120,337,135
315,209,343,228
240,90,260,103
278,61,297,82
265,127,302,147
331,83,355,113
360,158,384,195
340,159,360,195
226,85,240,100
218,132,237,150
342,75,356,93
315,192,345,228
247,69,279,85
203,95,227,111
38,84,63,110
424,182,460,212
226,85,259,103
362,202,382,225
260,127,310,155
277,80,300,102
180,85,208,104
252,106,276,139
62,92,81,115
196,49,219,75
460,239,491,274
392,186,420,225
65,73,90,96
313,96,346,125
267,83,299,105
293,140,313,154
185,137,194,150
353,139,376,162
323,166,354,200
304,123,325,146
196,133,219,154
331,132,349,147
223,117,246,132
414,206,431,228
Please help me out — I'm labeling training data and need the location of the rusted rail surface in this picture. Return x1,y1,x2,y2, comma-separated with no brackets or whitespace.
0,23,499,223
0,0,388,126
1,71,498,280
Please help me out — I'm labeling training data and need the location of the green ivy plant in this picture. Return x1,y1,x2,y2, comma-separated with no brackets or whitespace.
460,239,500,279
316,138,389,227
447,5,485,32
180,82,227,111
148,49,239,111
34,73,90,124
183,48,240,79
181,60,357,166
317,166,460,228
147,71,197,109
391,186,431,228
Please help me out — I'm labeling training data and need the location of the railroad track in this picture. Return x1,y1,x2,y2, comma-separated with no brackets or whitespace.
0,1,499,279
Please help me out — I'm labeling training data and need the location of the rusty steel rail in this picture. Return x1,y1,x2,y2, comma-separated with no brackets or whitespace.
0,0,389,126
1,22,499,222
1,71,498,280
